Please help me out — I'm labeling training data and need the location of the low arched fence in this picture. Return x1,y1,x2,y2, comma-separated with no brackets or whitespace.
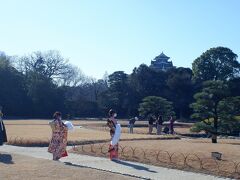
6,136,240,179
71,143,240,179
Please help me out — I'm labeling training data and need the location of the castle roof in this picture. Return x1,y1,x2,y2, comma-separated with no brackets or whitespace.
154,52,170,60
150,52,173,71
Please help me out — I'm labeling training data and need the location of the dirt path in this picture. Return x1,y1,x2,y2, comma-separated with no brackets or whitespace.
0,152,138,180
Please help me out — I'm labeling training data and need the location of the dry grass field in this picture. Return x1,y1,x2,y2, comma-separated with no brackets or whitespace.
119,139,240,161
81,119,196,135
4,120,178,144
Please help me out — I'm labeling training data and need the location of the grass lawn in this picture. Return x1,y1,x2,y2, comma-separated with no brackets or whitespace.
4,120,178,144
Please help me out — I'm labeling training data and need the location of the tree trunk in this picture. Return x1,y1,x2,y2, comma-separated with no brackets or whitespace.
212,116,218,143
212,134,217,143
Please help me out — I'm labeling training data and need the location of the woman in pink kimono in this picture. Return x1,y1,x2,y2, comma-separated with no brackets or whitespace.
48,112,68,161
107,109,121,160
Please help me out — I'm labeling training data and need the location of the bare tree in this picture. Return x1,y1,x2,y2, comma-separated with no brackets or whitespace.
60,65,89,86
13,50,88,86
14,50,71,78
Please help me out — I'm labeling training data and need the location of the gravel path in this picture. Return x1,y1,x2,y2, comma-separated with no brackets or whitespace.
0,145,231,180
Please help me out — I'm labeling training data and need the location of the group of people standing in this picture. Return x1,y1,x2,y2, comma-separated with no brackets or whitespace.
148,115,174,135
128,115,175,135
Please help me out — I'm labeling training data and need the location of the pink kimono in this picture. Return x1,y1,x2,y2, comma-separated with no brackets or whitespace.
48,119,68,160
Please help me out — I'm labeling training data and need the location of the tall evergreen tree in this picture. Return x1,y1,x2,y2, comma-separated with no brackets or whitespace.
190,80,230,143
192,47,239,82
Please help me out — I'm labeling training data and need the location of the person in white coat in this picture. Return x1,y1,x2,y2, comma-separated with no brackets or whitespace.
107,109,121,160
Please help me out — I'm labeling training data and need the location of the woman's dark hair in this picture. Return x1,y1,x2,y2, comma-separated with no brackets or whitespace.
108,109,116,117
53,111,62,119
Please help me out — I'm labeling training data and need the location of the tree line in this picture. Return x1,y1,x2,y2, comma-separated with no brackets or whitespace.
0,47,240,139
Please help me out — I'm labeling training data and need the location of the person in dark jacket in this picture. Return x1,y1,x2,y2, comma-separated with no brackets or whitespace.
148,115,155,134
0,109,7,146
128,117,138,134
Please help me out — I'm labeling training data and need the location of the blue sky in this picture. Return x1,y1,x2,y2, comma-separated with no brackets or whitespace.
1,0,240,78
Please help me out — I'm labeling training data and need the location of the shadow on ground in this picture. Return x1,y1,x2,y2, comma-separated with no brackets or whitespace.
112,159,157,173
0,153,14,164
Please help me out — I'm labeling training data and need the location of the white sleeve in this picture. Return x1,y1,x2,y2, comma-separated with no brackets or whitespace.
64,121,74,131
111,124,121,146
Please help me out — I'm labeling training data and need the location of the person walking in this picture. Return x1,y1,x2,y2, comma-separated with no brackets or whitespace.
107,109,121,160
48,111,68,161
128,116,138,134
0,109,7,146
156,115,163,135
148,115,155,134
